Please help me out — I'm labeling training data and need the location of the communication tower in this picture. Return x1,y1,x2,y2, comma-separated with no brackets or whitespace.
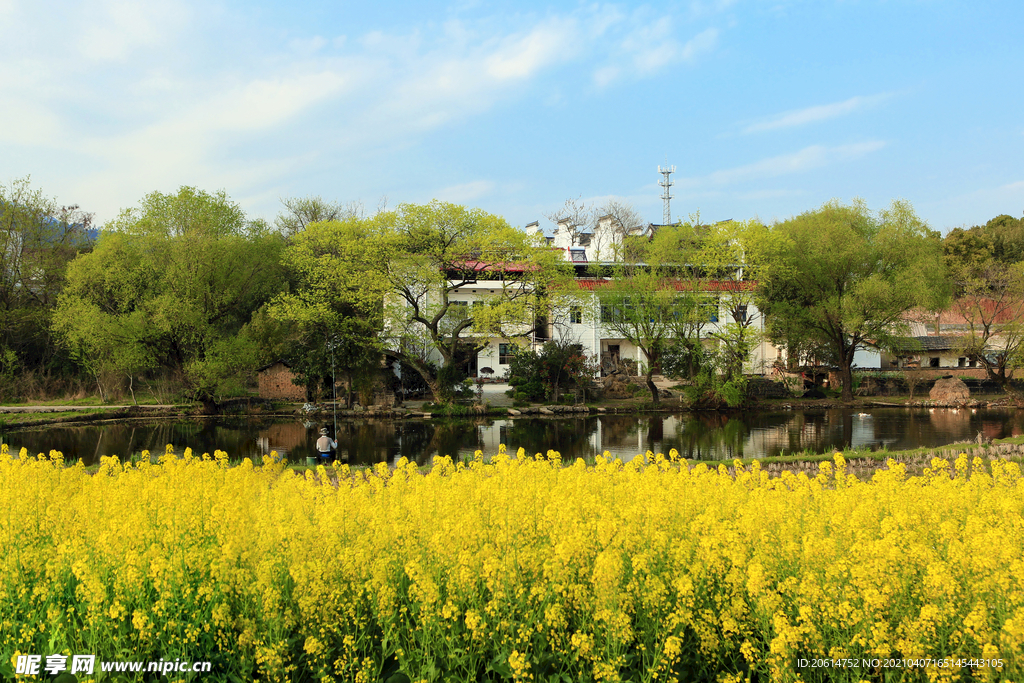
658,164,675,225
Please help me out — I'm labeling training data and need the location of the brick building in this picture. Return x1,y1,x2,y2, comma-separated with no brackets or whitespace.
257,361,305,401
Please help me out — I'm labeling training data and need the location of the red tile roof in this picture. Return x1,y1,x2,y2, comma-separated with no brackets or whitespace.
573,278,756,292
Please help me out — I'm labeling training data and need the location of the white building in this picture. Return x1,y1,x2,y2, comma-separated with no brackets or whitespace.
443,218,782,379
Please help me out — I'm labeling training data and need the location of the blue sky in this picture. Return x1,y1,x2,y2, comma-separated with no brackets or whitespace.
2,0,1022,232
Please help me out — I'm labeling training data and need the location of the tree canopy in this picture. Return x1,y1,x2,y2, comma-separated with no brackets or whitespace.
53,187,286,407
942,214,1024,394
267,216,387,404
759,199,949,400
377,201,574,402
0,177,94,398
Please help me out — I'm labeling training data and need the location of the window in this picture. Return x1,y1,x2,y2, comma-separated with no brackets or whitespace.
734,305,747,324
930,357,940,368
958,357,966,368
702,299,719,323
600,304,612,323
570,306,582,324
499,343,513,365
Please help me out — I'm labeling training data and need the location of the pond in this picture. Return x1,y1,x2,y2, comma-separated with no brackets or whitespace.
3,407,1022,467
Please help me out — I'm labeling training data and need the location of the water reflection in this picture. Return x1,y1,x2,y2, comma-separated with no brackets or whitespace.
3,408,1023,467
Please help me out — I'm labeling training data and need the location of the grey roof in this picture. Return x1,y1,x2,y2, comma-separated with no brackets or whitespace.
900,336,962,352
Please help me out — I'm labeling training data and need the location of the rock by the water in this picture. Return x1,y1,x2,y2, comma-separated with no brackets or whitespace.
930,376,970,402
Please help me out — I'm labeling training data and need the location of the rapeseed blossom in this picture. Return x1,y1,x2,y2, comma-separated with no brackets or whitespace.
0,444,1021,682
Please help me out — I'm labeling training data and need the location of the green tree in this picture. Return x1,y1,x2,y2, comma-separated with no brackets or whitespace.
759,199,949,401
268,217,387,405
376,201,572,403
646,221,714,380
947,262,1024,396
597,268,678,405
274,195,365,237
53,187,286,409
506,339,598,403
943,214,1024,271
0,177,94,397
942,213,1024,396
694,219,772,379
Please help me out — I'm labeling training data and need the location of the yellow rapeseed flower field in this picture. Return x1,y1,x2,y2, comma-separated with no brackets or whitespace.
1,443,1022,682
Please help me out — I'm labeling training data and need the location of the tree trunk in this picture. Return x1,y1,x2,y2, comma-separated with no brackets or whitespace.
839,363,854,402
425,378,444,404
383,350,445,404
646,369,660,405
988,367,1024,406
200,395,218,414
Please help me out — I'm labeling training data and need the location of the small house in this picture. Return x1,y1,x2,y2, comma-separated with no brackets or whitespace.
257,361,305,400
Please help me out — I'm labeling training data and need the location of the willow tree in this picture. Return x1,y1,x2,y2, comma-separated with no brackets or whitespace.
54,187,286,408
268,216,387,405
759,199,949,401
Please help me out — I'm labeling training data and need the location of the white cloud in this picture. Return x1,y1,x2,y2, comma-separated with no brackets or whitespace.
0,3,727,223
594,20,718,86
436,180,496,203
48,69,351,221
0,98,64,147
485,20,577,80
743,94,890,134
679,141,887,188
76,0,190,62
681,28,719,61
290,35,328,55
202,73,349,132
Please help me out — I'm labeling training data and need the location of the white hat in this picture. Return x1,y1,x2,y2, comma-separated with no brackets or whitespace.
319,427,328,435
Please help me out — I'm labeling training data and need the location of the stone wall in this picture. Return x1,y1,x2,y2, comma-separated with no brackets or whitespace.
746,378,793,399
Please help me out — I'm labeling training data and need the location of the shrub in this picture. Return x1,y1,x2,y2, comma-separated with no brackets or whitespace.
506,341,598,403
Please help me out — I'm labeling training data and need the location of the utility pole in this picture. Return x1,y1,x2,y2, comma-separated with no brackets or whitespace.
658,164,675,225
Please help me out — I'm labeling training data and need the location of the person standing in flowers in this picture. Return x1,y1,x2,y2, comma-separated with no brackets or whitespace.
315,427,337,462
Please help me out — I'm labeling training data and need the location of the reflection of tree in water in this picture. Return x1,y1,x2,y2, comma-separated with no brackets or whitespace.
500,418,597,461
1010,411,1024,437
422,420,481,465
335,420,398,465
664,413,749,461
5,418,272,465
391,422,435,465
8,408,1024,468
